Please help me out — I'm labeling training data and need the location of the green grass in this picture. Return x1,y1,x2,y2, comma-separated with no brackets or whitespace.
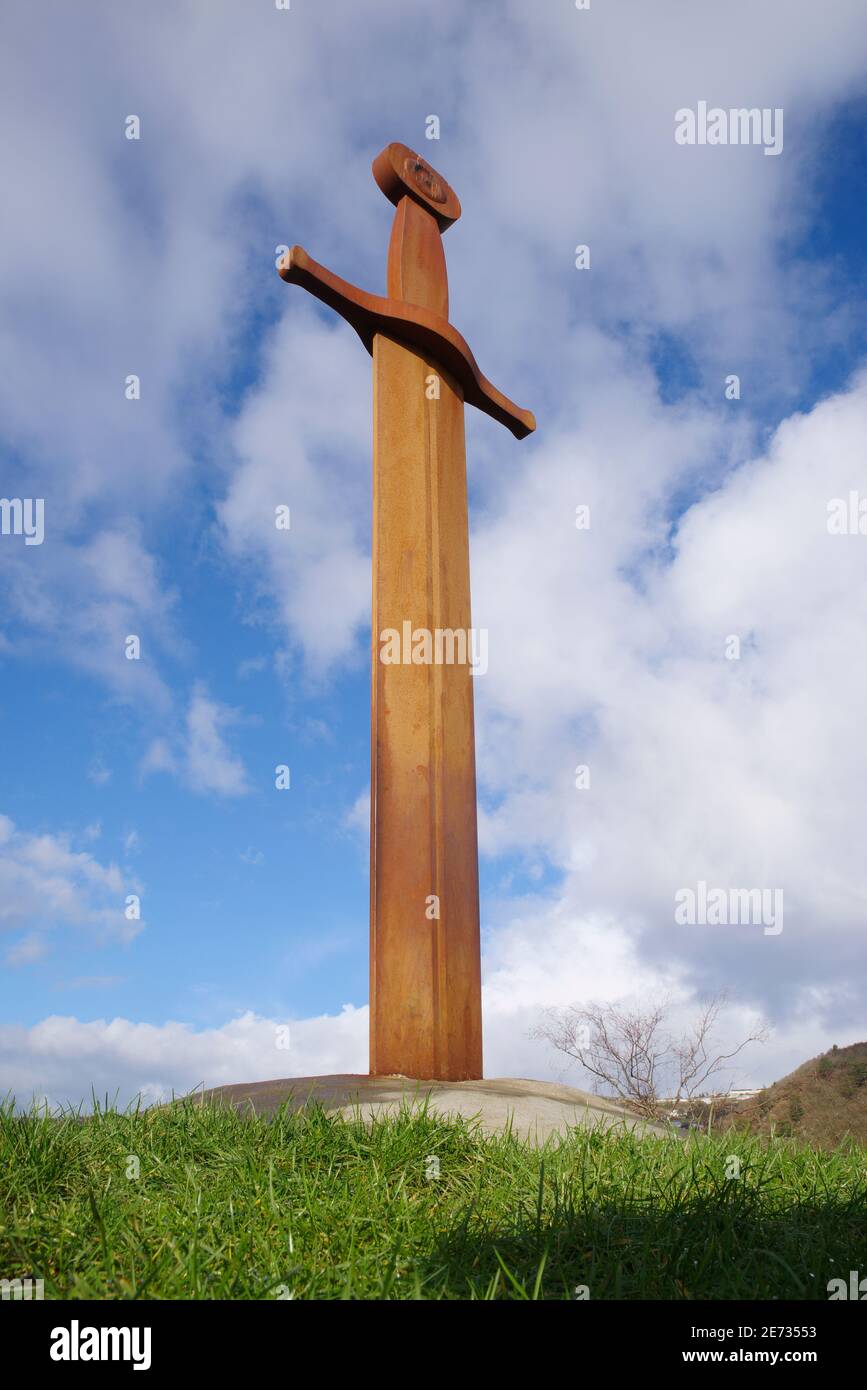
1,1096,865,1299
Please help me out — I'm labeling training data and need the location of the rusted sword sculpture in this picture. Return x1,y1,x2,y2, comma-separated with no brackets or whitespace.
278,143,535,1081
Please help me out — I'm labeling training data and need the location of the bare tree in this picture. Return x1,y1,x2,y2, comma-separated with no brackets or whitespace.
531,993,767,1120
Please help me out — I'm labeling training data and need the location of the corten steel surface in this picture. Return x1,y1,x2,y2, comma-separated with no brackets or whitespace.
277,143,535,1081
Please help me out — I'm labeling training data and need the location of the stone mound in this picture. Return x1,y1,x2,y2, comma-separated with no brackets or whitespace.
185,1074,672,1144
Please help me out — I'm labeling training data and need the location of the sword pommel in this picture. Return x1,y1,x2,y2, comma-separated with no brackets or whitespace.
372,142,461,233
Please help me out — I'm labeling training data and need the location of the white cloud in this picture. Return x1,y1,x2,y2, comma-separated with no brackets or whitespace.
87,759,112,787
343,790,370,840
0,1007,368,1111
139,737,177,779
0,526,178,709
5,933,48,967
185,684,250,796
237,656,268,679
141,684,250,797
471,368,867,1043
217,307,371,675
0,816,143,955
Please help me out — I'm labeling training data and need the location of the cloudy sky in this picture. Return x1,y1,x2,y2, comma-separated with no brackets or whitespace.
2,0,866,1108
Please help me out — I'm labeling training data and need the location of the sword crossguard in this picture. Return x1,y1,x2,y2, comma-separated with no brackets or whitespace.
277,143,536,441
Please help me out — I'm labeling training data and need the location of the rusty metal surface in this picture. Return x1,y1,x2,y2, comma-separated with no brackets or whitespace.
370,336,482,1080
277,143,534,1082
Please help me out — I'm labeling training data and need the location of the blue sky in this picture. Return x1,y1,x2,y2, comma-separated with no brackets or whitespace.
2,0,867,1106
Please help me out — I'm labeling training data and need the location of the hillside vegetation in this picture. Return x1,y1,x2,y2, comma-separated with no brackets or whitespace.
726,1042,867,1148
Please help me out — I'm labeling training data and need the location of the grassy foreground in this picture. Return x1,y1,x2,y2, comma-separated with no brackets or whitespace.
1,1097,865,1300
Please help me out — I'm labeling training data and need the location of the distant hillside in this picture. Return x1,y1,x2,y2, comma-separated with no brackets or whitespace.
724,1042,867,1148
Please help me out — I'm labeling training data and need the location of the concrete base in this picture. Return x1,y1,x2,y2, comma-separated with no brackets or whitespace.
188,1074,671,1144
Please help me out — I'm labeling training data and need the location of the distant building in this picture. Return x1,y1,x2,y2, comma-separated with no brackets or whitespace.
661,1088,761,1107
693,1089,761,1105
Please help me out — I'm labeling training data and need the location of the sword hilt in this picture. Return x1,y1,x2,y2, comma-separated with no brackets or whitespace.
277,143,536,440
